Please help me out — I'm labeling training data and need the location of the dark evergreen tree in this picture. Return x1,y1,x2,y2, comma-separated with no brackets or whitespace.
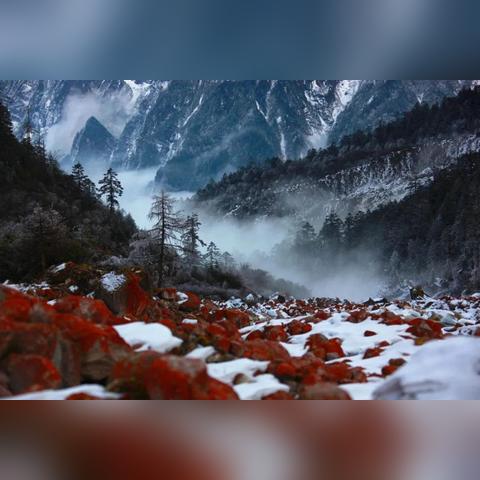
205,241,221,269
71,162,96,195
181,214,204,265
98,167,123,212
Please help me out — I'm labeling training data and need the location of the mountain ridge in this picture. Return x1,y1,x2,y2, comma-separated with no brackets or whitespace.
1,80,475,190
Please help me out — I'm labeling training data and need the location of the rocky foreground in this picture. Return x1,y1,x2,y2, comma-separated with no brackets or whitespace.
1,262,479,400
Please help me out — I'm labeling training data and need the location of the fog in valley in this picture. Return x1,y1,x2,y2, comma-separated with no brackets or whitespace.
79,164,385,301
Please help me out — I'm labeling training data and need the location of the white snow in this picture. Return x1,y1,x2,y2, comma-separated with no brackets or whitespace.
373,337,480,400
51,263,67,273
182,318,198,325
7,384,120,400
177,292,189,304
186,346,216,360
182,94,204,126
234,374,290,400
207,359,269,384
100,272,126,292
114,322,182,353
207,359,289,400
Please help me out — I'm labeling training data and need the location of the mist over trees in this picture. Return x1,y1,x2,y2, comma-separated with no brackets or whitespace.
268,153,480,295
2,83,480,299
194,86,480,220
0,100,136,281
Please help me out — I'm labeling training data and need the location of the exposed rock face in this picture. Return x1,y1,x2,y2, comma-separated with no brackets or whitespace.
1,80,473,190
69,116,116,168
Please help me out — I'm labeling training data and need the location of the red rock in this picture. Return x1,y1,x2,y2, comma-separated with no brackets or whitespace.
123,274,151,318
54,296,122,325
97,273,151,319
298,382,352,400
262,391,294,400
274,362,297,378
306,334,345,360
0,319,57,357
232,339,291,362
207,323,228,338
324,362,367,384
245,330,264,341
313,311,330,321
364,330,377,337
406,318,444,339
53,314,131,381
158,287,177,301
159,318,178,331
0,286,54,323
66,393,104,400
347,310,369,323
264,325,288,342
363,347,383,359
6,354,62,394
109,352,238,400
380,311,405,325
214,337,232,354
213,309,250,328
287,319,312,335
381,358,407,377
179,292,201,312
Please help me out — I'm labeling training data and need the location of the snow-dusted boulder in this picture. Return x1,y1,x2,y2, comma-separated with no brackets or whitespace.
373,337,480,399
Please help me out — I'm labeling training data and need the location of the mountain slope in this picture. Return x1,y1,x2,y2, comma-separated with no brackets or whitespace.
69,116,116,168
1,80,474,190
0,101,136,281
192,87,480,224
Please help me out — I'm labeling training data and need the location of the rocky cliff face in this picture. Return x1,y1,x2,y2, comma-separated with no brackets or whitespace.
191,133,480,224
0,80,475,190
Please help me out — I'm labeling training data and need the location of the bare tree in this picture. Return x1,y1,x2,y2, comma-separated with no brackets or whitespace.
148,191,184,286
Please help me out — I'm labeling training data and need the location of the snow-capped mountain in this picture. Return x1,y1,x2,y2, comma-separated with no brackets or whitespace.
191,87,480,224
0,80,475,190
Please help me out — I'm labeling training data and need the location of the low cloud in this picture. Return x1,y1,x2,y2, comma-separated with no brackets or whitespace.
46,89,136,156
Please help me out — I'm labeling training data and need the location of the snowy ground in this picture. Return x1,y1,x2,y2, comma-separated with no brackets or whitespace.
9,285,480,400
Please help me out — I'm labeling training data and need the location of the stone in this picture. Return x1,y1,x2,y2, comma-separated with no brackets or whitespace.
298,382,352,400
6,354,62,394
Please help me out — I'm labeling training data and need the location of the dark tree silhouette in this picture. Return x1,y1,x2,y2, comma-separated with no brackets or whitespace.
148,191,184,286
98,168,123,212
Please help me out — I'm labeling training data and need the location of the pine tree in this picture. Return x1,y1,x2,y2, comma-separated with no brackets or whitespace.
148,191,184,286
220,251,236,271
72,162,96,195
0,101,13,138
24,206,67,273
320,213,343,249
181,214,204,265
205,241,221,269
98,167,123,211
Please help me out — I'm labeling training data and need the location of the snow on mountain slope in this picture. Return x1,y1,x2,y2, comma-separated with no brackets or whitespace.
1,80,473,190
192,132,480,224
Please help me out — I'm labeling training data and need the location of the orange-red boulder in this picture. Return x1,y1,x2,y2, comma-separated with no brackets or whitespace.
306,334,345,360
55,296,123,326
108,352,238,400
232,339,291,362
287,319,312,335
298,382,351,400
406,318,444,339
178,292,201,312
5,354,62,394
